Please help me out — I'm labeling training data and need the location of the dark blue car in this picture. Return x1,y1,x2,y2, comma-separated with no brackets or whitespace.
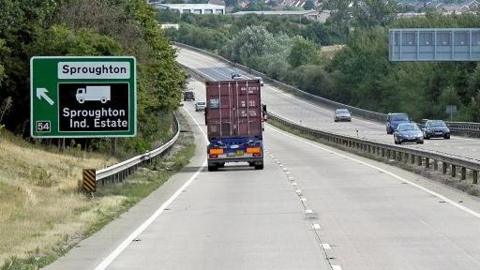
423,120,450,139
386,113,410,134
394,123,424,144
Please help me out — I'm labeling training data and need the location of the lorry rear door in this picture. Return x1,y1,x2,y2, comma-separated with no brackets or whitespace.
206,80,262,140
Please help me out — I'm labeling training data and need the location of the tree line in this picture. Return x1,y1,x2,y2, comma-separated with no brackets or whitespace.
0,0,185,156
160,7,480,122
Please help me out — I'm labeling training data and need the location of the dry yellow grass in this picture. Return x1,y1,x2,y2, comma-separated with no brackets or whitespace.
0,133,122,264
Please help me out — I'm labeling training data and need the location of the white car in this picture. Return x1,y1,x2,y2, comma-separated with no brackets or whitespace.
334,108,352,122
195,101,206,111
255,76,264,86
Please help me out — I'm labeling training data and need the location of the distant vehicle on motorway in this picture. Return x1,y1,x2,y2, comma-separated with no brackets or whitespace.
334,108,352,122
394,123,424,144
386,113,410,134
231,73,242,80
423,120,450,139
255,76,264,86
195,101,206,112
183,90,195,101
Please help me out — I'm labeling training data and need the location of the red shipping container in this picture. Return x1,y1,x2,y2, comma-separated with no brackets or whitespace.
206,80,263,140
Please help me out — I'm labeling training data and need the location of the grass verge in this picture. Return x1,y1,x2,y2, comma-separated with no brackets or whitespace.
0,112,195,270
268,118,480,197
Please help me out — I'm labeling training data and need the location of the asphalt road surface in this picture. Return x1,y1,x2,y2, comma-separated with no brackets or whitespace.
44,79,480,270
176,46,480,162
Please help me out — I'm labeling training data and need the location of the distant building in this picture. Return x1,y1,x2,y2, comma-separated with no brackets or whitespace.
432,0,479,13
208,0,226,6
160,23,180,30
231,10,330,22
151,3,226,15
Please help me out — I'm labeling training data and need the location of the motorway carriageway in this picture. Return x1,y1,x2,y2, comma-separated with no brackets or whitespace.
44,78,480,270
176,46,480,162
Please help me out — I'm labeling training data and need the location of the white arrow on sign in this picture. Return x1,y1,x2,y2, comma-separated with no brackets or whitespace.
36,88,54,106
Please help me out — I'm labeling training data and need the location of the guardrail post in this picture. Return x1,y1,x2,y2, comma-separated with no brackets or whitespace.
381,148,385,157
442,162,448,174
417,156,422,166
461,167,466,180
425,157,430,168
433,160,438,170
398,152,402,162
451,165,456,177
411,155,416,165
392,151,396,160
473,170,478,184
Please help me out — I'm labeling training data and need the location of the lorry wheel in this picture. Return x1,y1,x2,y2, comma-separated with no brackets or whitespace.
254,163,264,170
218,163,225,168
78,98,85,104
208,164,217,171
101,97,107,103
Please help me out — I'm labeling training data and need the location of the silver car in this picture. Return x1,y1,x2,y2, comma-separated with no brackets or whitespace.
195,101,206,112
334,108,352,122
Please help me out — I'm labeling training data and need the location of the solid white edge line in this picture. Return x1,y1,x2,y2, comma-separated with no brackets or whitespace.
332,265,343,270
268,125,480,219
94,106,207,270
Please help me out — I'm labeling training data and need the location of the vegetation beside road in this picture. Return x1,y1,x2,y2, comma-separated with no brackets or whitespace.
0,128,117,268
0,0,185,155
0,0,191,268
0,112,195,269
160,6,480,122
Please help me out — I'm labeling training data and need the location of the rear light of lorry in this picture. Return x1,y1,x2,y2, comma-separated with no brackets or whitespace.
246,147,261,154
209,148,224,155
209,154,218,159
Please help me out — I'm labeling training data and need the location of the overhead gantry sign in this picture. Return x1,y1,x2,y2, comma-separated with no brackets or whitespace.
30,56,137,138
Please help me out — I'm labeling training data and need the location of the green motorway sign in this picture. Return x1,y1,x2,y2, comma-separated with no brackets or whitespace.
30,56,136,138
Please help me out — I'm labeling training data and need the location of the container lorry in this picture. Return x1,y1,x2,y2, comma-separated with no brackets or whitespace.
205,79,264,171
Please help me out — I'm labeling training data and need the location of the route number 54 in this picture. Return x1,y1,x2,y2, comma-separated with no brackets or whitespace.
36,121,51,132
